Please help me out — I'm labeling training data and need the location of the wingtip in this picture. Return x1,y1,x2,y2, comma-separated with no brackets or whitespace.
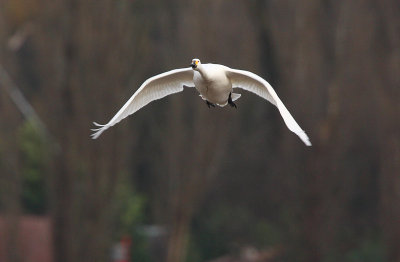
300,132,312,147
90,122,108,139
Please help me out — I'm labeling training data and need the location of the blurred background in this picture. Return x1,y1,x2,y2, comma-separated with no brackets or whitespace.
0,0,399,261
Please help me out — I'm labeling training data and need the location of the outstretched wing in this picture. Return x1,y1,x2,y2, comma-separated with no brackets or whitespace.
227,68,311,146
91,68,194,139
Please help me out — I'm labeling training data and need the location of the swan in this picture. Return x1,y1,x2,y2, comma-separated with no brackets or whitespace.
91,58,311,146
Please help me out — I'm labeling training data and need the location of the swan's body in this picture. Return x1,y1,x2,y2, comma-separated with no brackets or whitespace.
193,64,232,106
91,59,311,146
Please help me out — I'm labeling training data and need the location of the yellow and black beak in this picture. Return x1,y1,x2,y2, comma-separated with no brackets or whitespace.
190,62,197,69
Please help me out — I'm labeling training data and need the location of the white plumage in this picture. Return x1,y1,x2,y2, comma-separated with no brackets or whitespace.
91,58,311,146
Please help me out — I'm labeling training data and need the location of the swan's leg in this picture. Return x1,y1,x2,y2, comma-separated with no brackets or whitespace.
206,100,216,108
228,93,237,108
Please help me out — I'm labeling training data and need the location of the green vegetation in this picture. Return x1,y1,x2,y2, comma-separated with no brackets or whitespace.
113,175,150,262
17,120,50,214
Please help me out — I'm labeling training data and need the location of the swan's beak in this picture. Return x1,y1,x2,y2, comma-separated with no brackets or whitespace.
190,63,196,69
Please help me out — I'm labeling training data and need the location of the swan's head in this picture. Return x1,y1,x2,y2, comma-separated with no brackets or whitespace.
190,58,201,70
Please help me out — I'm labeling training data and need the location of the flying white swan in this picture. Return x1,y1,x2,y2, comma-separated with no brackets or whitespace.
91,58,311,146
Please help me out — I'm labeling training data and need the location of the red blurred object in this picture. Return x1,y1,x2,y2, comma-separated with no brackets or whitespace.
111,235,132,262
0,215,53,262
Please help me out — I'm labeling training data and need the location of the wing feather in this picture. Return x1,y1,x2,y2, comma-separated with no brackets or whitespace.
227,68,311,146
91,68,194,139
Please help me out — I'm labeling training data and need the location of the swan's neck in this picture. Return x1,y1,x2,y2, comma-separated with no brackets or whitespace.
197,65,211,81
